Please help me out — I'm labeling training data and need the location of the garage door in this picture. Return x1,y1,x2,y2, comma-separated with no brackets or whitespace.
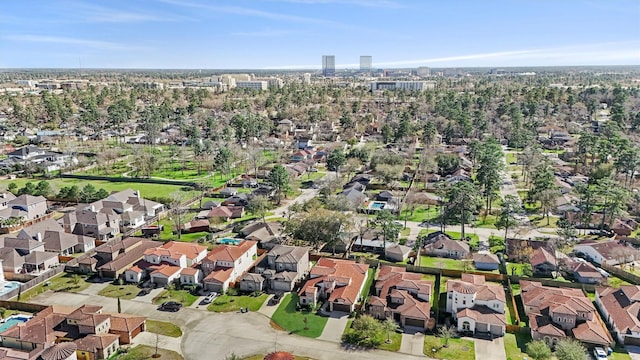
625,335,640,346
205,282,222,292
405,318,425,328
490,324,503,336
476,322,488,332
333,303,351,313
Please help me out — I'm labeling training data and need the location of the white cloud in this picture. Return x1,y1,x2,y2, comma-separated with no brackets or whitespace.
268,0,403,8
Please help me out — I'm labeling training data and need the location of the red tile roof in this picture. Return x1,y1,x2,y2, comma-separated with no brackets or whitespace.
300,258,369,306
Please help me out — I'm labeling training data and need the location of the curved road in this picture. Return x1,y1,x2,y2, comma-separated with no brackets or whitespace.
29,291,431,360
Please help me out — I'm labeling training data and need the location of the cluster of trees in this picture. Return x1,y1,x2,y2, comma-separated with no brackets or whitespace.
526,338,590,360
342,315,399,348
7,181,52,197
6,181,110,203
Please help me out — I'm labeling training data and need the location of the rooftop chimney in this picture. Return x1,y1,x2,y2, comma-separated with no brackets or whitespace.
36,232,43,242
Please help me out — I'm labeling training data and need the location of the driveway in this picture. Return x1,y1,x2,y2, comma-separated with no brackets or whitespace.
131,287,165,304
257,293,279,318
400,332,425,356
317,312,350,343
78,281,110,296
131,331,182,354
474,337,506,360
30,291,433,360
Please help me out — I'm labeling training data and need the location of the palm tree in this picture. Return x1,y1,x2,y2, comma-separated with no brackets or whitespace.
438,326,456,348
382,318,400,343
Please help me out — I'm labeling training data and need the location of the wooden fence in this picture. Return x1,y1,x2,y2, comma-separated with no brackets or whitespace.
602,263,640,285
0,300,48,313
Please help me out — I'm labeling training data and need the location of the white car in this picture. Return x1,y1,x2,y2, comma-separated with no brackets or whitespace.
202,292,218,304
593,347,607,360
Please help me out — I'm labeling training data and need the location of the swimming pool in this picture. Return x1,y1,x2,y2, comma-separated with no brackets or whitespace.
0,314,32,333
370,202,386,210
0,281,21,297
217,238,242,245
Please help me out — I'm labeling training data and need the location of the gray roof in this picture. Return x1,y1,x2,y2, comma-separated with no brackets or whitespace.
24,250,58,265
385,244,412,256
43,230,78,252
241,272,264,282
473,252,500,264
269,245,308,263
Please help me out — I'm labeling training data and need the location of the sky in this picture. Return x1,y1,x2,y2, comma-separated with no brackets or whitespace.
1,0,639,69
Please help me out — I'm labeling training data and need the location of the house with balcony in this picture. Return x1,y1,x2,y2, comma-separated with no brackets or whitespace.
298,258,369,313
368,265,434,331
446,274,507,337
521,280,613,348
245,245,309,292
201,240,258,293
0,194,48,222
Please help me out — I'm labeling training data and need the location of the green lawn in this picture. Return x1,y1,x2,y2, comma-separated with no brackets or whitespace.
608,276,632,288
400,205,439,223
424,336,475,360
505,152,519,165
0,178,199,200
528,215,559,228
420,256,470,271
13,273,90,301
271,293,328,338
444,231,480,243
360,268,375,300
207,293,268,312
504,332,531,360
611,345,632,360
146,320,183,338
152,289,199,306
117,345,183,360
377,332,402,351
475,214,498,229
507,263,529,276
98,284,141,300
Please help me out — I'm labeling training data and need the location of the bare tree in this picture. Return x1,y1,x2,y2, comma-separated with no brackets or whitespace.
169,192,187,240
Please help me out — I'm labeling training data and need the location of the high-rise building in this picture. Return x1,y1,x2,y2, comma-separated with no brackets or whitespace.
322,55,335,77
360,56,372,71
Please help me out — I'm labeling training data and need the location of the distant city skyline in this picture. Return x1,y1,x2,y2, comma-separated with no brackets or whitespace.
0,0,639,69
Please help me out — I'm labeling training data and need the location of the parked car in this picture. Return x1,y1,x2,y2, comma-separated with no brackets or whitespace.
269,292,283,306
593,347,607,360
137,288,152,296
202,292,218,304
158,301,182,312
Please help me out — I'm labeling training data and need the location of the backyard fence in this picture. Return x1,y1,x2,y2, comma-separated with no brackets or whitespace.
601,263,640,285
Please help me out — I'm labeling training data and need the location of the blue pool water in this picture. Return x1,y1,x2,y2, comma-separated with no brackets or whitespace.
370,202,385,210
0,281,21,297
217,238,242,245
0,315,31,333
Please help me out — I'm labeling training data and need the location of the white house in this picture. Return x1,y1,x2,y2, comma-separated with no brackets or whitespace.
149,265,181,287
201,240,258,293
180,267,202,286
124,265,144,284
574,241,638,266
446,274,507,336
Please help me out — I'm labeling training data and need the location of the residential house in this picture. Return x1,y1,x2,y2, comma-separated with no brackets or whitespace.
385,244,412,263
91,189,164,218
149,265,182,287
0,192,16,211
368,265,434,331
202,206,233,222
23,251,59,273
143,241,207,268
253,245,309,292
376,191,395,202
506,238,549,261
446,274,507,337
0,304,145,360
179,267,202,286
298,258,369,313
94,238,162,279
521,280,613,348
219,187,238,197
63,209,119,241
222,194,249,207
239,273,265,292
180,219,210,233
3,145,76,172
473,252,500,271
0,194,48,221
424,238,470,259
0,248,24,274
596,285,640,345
201,240,258,293
240,222,283,249
563,259,604,284
574,240,638,266
531,247,557,276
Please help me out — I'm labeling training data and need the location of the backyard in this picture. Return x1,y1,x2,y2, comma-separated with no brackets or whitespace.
423,335,475,360
270,293,328,338
207,293,268,312
12,272,91,302
503,332,531,360
419,256,471,271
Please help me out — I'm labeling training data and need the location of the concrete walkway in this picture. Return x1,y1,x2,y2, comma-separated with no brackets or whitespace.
474,337,506,360
399,332,426,357
317,312,350,343
130,331,183,354
78,281,110,296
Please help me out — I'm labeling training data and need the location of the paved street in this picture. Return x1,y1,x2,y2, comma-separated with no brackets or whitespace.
30,291,433,360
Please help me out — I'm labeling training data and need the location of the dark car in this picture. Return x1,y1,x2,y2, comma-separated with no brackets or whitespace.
137,288,151,296
158,301,182,312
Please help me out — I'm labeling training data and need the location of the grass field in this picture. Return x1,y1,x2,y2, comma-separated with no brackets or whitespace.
13,273,90,301
377,332,402,351
504,332,531,360
420,256,471,271
400,205,439,223
360,268,375,300
98,284,140,300
505,152,519,165
146,320,183,338
207,293,268,312
271,293,328,338
424,336,475,360
152,289,199,306
117,345,183,360
0,178,199,200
